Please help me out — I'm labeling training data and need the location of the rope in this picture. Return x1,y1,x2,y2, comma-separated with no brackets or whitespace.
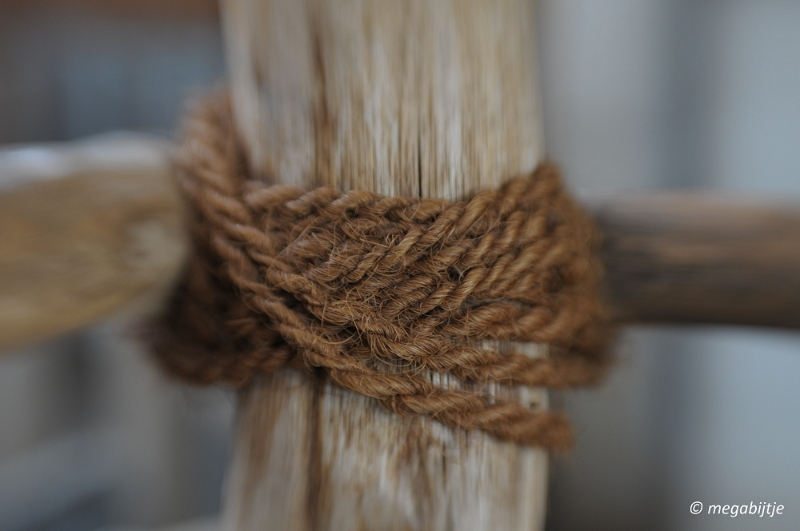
151,94,613,450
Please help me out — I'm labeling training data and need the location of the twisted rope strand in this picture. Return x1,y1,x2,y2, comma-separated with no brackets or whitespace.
151,94,613,449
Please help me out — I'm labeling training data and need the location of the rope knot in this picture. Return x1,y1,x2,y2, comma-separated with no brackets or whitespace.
151,94,614,450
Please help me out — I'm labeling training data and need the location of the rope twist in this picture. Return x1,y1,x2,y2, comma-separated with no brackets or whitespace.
152,95,613,449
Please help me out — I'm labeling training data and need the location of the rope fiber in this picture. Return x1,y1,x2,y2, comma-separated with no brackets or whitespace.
151,94,613,450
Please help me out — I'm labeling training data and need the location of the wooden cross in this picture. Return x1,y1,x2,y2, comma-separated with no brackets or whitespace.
1,1,798,529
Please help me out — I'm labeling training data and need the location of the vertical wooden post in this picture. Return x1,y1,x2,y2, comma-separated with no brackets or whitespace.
220,1,549,529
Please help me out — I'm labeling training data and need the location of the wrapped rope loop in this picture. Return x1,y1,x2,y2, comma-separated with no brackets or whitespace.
152,95,613,450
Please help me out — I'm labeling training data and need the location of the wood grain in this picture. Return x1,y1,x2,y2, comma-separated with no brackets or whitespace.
0,134,188,352
220,1,549,530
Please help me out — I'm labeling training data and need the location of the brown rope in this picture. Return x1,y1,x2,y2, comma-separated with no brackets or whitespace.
151,94,613,450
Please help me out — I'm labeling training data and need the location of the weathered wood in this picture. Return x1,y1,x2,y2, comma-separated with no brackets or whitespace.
220,0,549,529
0,135,188,352
2,140,799,353
597,193,800,329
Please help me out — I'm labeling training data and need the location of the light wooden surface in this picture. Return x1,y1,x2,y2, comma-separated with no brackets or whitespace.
220,0,549,529
0,134,188,352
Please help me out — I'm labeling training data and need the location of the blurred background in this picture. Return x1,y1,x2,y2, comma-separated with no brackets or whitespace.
0,0,798,530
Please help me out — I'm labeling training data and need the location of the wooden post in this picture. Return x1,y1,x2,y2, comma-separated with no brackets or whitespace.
220,0,549,529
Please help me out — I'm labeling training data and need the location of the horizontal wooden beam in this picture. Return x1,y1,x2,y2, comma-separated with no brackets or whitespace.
0,135,189,352
1,137,798,352
596,194,800,329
